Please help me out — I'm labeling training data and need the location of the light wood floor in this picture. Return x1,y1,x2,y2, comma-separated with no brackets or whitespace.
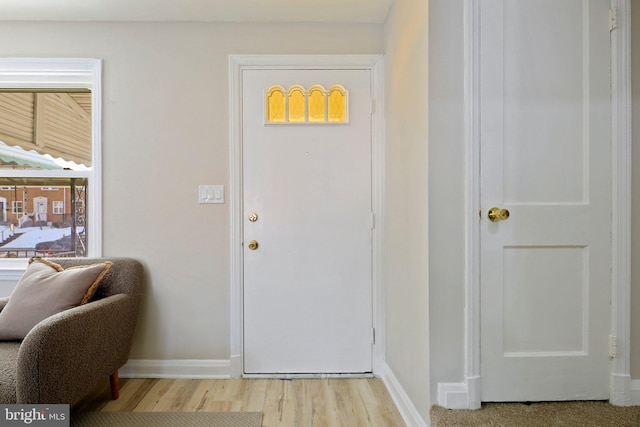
73,378,406,427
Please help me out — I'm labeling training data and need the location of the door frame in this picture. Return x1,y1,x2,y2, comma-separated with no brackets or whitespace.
228,54,385,377
459,0,632,409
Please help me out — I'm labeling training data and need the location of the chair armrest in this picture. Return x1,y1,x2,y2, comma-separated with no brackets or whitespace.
0,297,8,313
15,294,140,404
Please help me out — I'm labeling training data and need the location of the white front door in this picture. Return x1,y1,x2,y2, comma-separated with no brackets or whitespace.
242,68,373,374
34,196,47,223
480,0,611,401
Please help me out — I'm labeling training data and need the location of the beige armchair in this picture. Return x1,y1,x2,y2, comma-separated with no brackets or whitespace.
0,257,143,405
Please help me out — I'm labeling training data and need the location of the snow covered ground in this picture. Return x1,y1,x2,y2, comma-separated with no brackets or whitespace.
1,227,76,249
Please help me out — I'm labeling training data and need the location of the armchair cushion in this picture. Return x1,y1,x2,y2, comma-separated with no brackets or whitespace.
0,258,112,341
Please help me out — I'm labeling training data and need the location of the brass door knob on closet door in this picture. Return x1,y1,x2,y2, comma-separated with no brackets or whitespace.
248,240,259,250
488,207,510,223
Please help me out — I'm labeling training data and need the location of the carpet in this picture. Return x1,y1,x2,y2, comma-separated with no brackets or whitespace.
430,401,640,427
71,411,263,427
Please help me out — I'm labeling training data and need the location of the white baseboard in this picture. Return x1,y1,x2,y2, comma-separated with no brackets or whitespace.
230,354,242,378
437,377,481,410
379,363,429,427
437,377,637,407
610,373,632,406
119,359,231,379
466,376,482,409
437,382,468,409
630,380,640,405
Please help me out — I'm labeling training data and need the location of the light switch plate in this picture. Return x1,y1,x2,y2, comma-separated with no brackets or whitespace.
199,185,224,204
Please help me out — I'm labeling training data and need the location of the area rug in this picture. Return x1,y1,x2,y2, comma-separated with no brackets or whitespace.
430,401,640,427
71,411,263,427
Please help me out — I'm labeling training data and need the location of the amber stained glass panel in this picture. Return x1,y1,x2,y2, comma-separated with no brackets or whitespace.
308,89,325,122
267,90,286,123
288,89,305,123
328,89,346,122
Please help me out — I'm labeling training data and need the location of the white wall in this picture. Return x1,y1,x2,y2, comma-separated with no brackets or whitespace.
0,21,384,361
384,0,431,421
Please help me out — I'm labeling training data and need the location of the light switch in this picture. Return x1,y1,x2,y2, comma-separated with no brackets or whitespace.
199,185,224,204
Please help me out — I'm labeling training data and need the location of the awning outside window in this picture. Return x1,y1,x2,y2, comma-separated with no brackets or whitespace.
0,92,92,168
0,141,88,171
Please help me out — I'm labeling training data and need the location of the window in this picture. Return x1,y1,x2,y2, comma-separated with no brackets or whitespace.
11,201,22,214
52,201,64,214
0,59,101,262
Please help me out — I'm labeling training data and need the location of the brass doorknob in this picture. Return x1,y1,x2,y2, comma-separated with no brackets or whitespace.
488,207,510,222
248,240,259,250
248,212,258,222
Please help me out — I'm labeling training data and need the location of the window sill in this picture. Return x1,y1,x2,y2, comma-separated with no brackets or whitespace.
0,259,28,280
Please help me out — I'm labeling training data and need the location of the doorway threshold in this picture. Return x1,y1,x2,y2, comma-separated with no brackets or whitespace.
243,372,375,380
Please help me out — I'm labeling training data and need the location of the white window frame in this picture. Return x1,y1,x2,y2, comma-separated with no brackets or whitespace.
11,201,22,214
0,58,102,274
52,201,64,214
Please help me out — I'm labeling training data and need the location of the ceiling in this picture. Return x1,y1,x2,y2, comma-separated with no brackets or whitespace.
0,0,395,23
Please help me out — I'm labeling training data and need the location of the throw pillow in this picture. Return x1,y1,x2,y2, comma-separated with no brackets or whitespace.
0,258,112,340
